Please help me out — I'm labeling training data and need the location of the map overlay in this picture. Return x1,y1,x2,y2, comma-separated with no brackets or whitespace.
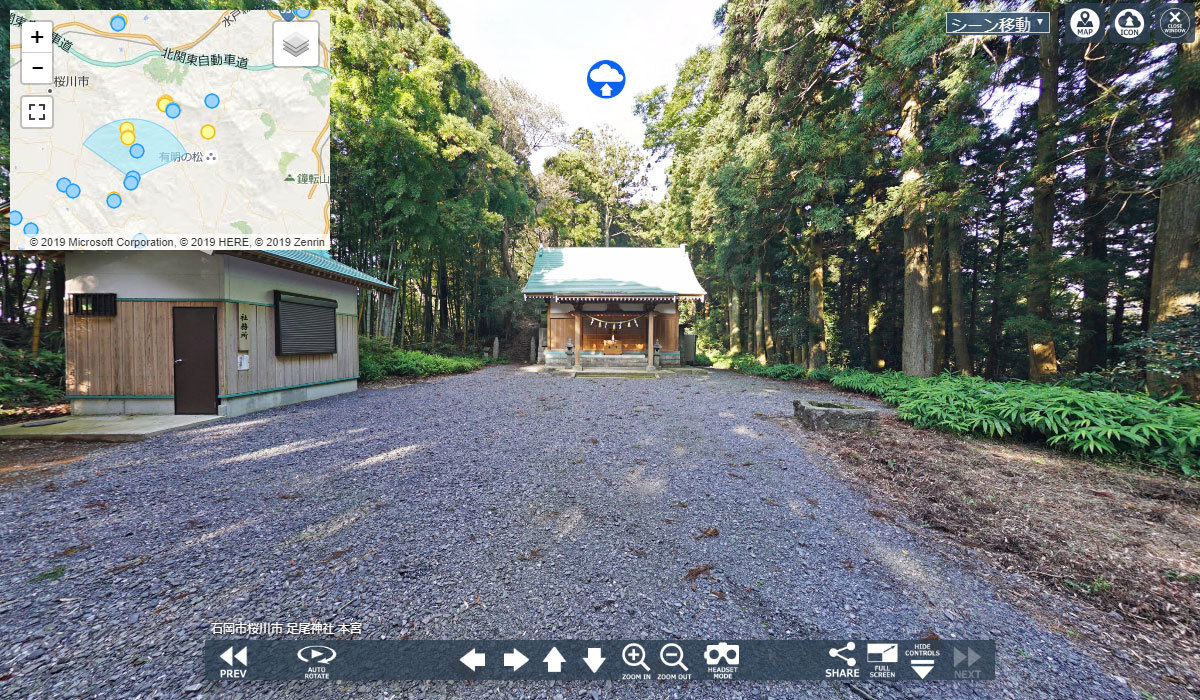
9,10,330,250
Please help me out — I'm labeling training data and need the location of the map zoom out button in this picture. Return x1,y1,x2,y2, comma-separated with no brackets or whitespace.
21,52,53,85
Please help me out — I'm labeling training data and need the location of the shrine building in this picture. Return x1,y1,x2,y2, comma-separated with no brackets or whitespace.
522,245,707,370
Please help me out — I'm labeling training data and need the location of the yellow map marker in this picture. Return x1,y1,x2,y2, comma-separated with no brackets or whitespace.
200,124,216,140
120,130,136,146
119,121,135,134
156,95,174,112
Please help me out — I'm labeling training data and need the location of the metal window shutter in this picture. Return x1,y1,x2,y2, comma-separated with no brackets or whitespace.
275,291,337,355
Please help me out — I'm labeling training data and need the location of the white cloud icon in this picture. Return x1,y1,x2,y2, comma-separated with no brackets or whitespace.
589,63,625,84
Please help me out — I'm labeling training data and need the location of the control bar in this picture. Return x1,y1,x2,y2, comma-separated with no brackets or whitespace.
205,639,995,682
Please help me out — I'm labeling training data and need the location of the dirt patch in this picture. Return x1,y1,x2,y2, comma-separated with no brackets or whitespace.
359,375,440,390
0,402,70,426
785,410,1200,699
0,439,114,491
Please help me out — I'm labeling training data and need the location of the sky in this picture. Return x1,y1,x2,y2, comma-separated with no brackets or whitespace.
436,0,726,201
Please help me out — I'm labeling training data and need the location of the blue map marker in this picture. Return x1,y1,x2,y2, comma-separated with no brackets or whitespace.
587,60,626,99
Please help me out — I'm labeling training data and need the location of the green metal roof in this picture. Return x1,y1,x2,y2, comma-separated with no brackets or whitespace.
522,246,706,299
260,250,396,291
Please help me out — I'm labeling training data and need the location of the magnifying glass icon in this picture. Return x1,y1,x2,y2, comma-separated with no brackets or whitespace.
622,643,651,672
659,643,688,672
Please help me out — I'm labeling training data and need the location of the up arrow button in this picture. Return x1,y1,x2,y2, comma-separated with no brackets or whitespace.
544,646,566,673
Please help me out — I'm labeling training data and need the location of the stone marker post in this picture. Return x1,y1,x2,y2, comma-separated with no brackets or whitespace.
492,337,500,359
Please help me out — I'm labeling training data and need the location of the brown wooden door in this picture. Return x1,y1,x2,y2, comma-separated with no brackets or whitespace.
173,307,218,414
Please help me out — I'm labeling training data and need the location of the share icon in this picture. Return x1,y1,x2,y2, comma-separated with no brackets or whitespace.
828,642,856,667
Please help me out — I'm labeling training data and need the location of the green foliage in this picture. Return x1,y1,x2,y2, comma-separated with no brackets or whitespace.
693,351,714,367
1121,302,1200,382
358,337,487,382
0,347,65,407
727,354,806,380
832,370,1200,476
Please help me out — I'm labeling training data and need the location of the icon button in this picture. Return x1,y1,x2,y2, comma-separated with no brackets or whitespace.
297,645,336,664
829,642,856,667
867,642,898,663
587,60,625,99
583,647,606,673
705,642,740,666
220,645,248,667
22,51,54,84
911,658,936,679
503,648,528,671
1110,3,1151,42
21,96,54,129
543,647,565,673
1064,4,1105,42
459,648,485,671
273,20,319,67
953,646,982,668
21,21,54,51
659,643,688,672
1155,4,1195,42
622,642,650,671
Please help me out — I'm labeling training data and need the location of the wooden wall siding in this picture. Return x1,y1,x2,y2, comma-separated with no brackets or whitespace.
220,303,357,397
656,317,679,352
66,300,357,398
66,301,221,396
548,316,573,350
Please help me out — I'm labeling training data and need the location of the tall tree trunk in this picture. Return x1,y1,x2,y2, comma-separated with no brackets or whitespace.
1110,288,1124,367
755,265,766,364
808,232,828,369
603,203,612,247
1027,5,1061,381
501,223,514,279
931,216,949,372
985,182,1011,379
50,261,65,335
764,282,775,359
728,280,742,354
422,264,434,343
1148,37,1200,396
866,237,885,371
947,222,971,374
1077,52,1110,373
899,83,934,377
437,259,450,338
30,269,49,354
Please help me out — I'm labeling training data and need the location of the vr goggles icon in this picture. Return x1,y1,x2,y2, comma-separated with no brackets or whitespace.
705,642,740,666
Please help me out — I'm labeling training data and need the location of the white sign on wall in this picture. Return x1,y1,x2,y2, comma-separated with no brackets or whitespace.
237,353,250,371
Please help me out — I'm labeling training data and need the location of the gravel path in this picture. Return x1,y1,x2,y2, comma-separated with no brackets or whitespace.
0,366,1136,699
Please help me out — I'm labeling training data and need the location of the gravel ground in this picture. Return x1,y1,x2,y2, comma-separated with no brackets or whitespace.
0,366,1137,699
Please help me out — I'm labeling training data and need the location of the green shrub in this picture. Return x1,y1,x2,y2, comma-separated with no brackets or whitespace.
0,346,65,407
358,337,487,381
693,351,714,367
831,369,1200,476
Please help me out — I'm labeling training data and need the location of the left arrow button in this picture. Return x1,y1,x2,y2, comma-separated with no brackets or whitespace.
460,648,486,671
